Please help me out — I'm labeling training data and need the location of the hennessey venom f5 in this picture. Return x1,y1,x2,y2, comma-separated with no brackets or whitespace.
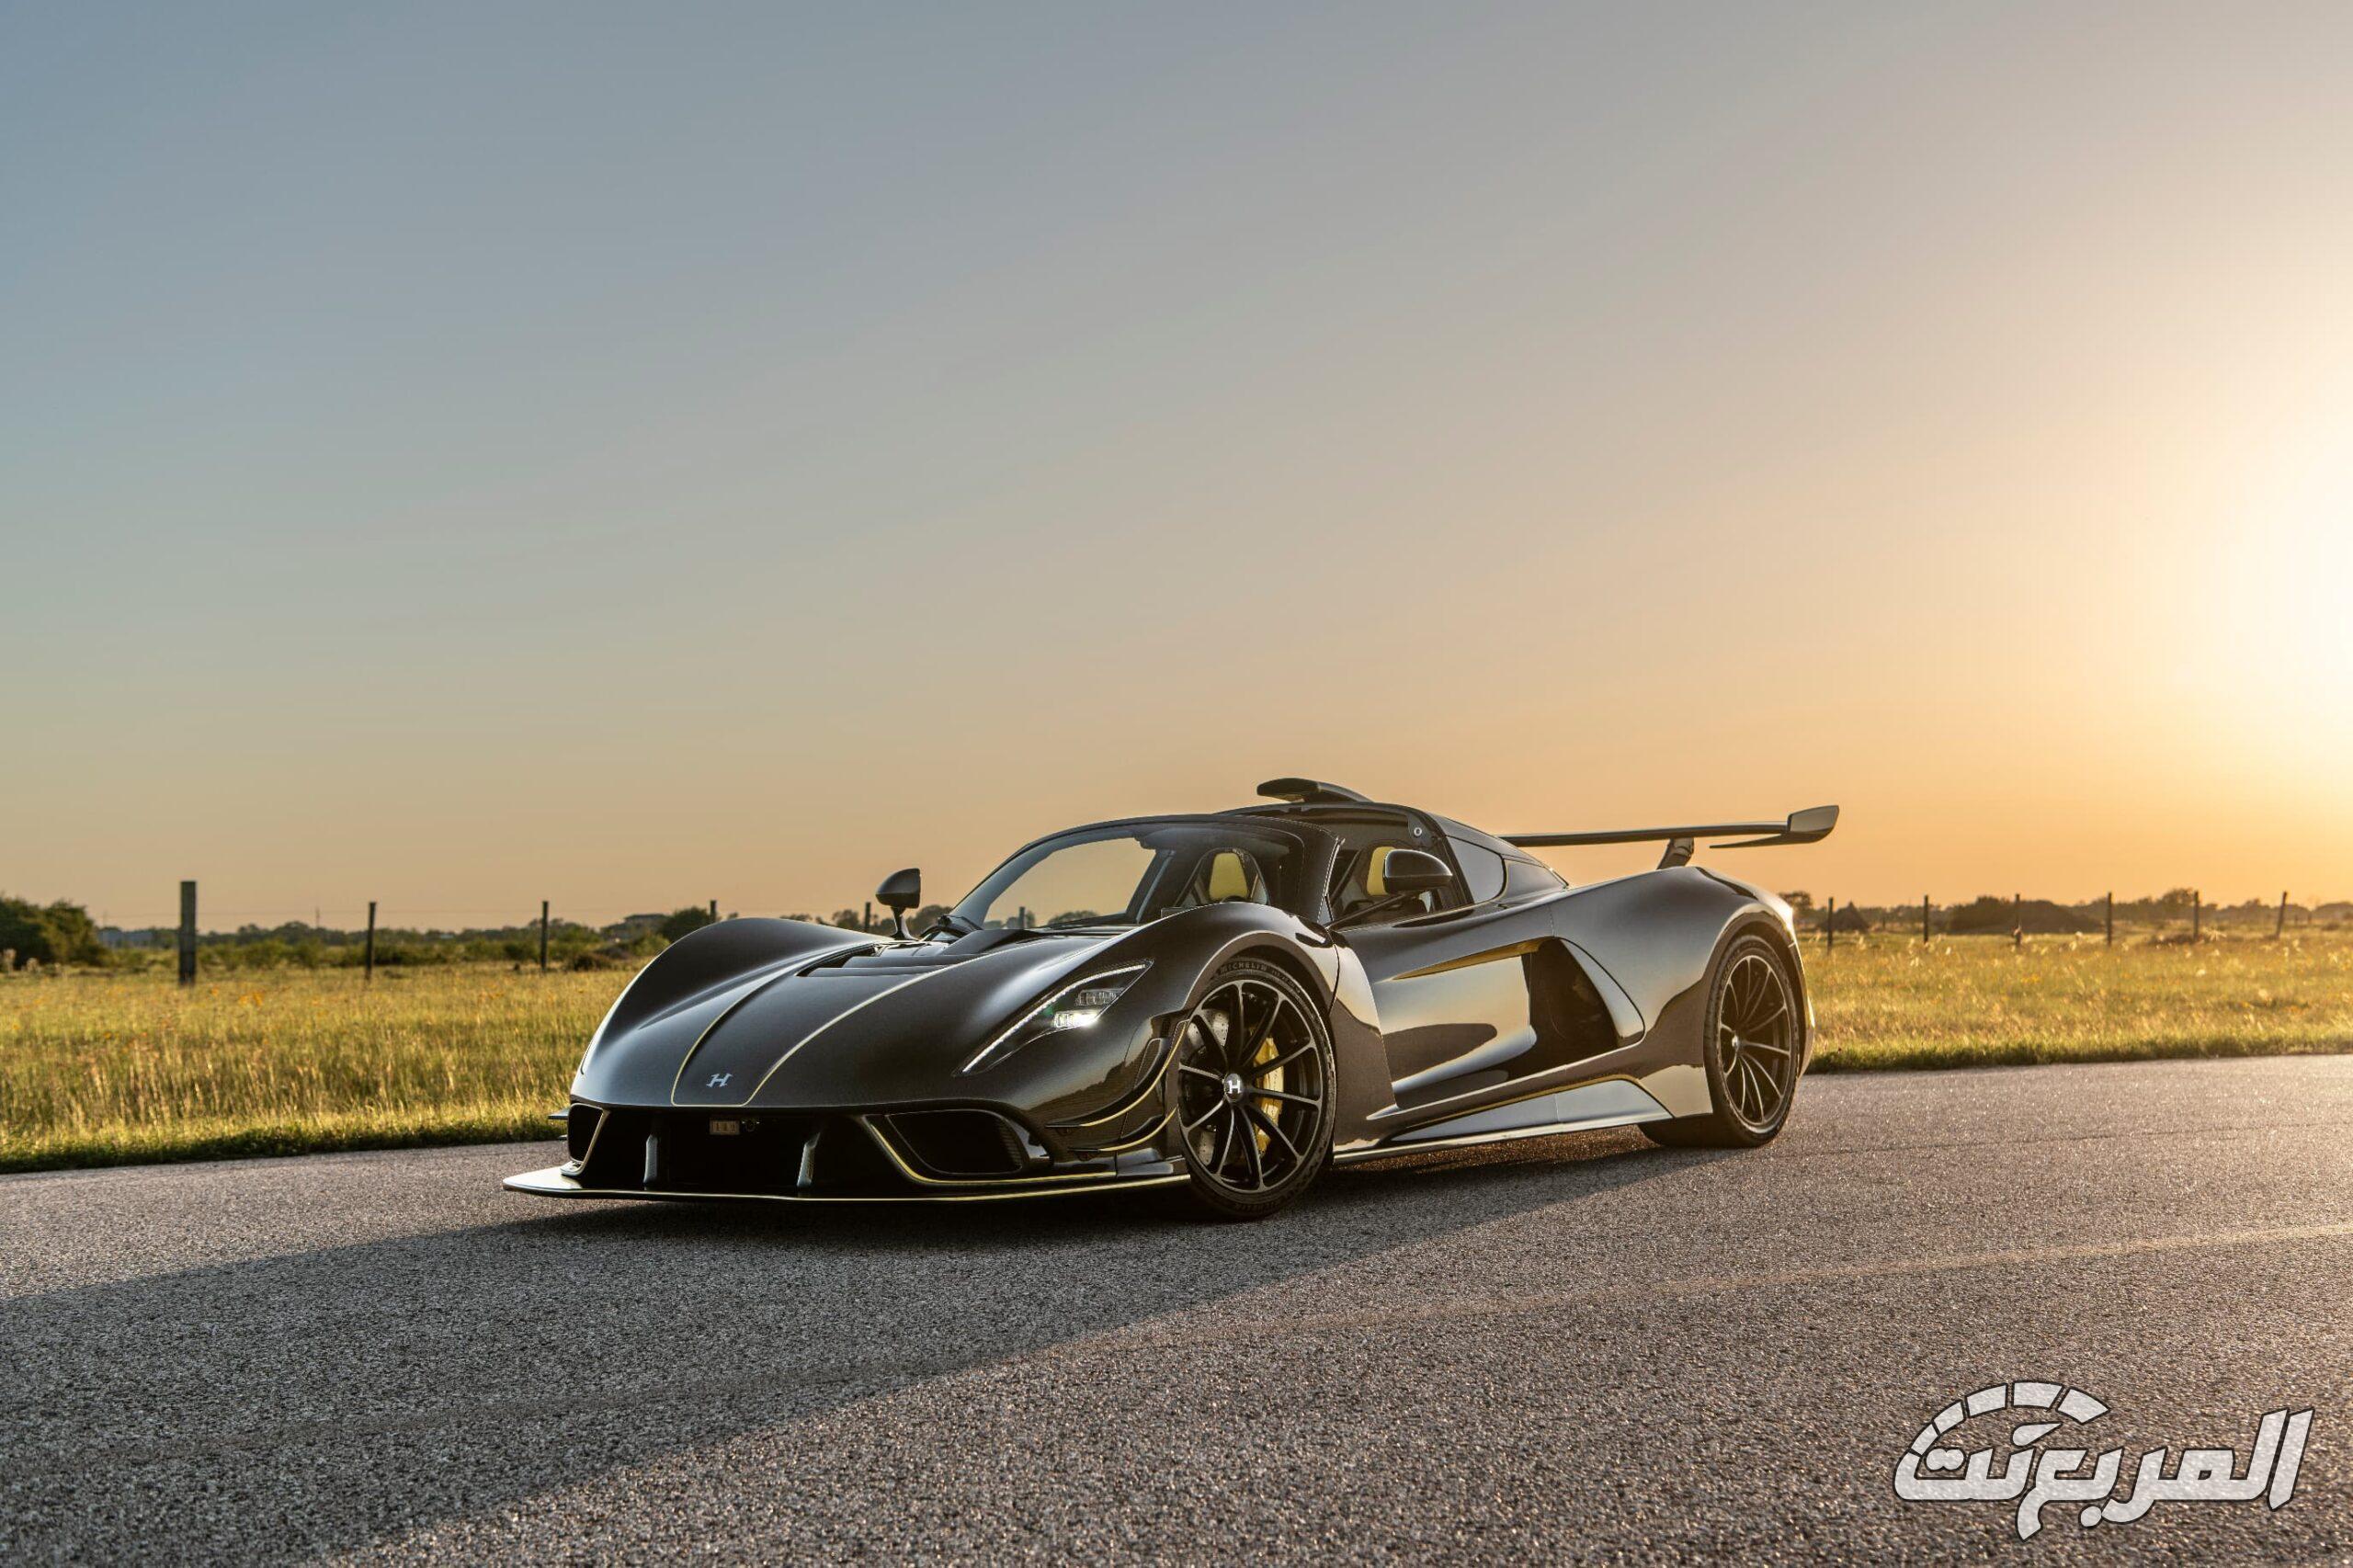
507,779,1837,1219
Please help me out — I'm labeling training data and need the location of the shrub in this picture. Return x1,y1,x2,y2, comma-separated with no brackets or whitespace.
0,896,108,968
658,906,716,941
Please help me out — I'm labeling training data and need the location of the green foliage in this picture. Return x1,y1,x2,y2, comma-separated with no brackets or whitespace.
1945,896,2095,935
816,903,951,935
0,895,108,968
1944,895,2012,932
658,906,717,941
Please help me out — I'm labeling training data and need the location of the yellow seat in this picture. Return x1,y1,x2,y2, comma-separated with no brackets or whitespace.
1333,844,1427,920
1206,851,1254,903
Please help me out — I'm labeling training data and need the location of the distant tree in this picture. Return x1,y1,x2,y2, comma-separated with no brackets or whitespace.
1946,895,2094,936
2156,887,2197,912
0,896,48,965
1779,891,1813,916
1944,896,2011,933
658,905,717,942
0,895,108,967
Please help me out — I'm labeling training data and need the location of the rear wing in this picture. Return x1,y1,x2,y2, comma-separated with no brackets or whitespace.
1504,805,1837,868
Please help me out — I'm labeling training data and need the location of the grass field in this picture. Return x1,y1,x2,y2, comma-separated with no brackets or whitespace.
1809,933,2353,1071
3,934,2349,1173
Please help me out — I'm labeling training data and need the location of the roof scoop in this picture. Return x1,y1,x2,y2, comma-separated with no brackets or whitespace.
1256,778,1370,804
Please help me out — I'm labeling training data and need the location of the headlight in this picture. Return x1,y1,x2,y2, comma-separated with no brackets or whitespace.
961,964,1148,1074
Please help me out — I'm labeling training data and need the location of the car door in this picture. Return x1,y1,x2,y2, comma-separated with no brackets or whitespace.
1343,829,1633,1119
1336,829,1555,1112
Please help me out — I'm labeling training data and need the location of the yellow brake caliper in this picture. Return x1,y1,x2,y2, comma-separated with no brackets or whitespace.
1249,1034,1282,1152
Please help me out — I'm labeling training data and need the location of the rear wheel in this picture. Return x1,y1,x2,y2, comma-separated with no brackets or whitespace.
1169,959,1334,1220
1643,930,1801,1149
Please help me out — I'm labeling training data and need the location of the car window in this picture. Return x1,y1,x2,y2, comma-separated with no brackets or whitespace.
1326,838,1460,922
967,835,1158,928
1450,841,1507,903
1503,858,1566,899
953,821,1308,929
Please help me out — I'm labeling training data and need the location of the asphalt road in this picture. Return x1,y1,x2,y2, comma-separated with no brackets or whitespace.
5,1055,2349,1563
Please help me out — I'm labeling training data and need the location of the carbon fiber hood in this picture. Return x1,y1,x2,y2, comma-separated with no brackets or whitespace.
573,926,1130,1108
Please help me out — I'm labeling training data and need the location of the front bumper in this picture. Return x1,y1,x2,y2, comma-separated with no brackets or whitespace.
505,1098,1183,1205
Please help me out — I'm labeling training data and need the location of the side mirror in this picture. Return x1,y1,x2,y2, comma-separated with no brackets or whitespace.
875,868,921,938
1377,847,1454,895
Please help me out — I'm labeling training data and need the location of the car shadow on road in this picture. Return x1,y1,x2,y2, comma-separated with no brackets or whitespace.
0,1131,1725,1562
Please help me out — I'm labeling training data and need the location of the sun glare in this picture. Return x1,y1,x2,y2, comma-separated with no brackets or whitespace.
2222,421,2353,709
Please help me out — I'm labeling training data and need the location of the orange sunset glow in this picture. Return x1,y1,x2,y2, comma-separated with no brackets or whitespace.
6,5,2350,928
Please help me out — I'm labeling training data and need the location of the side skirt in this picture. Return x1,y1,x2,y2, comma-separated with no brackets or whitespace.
1335,1075,1674,1165
1331,1110,1672,1165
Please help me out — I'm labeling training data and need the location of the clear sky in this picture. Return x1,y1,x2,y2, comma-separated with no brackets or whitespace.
6,2,2351,930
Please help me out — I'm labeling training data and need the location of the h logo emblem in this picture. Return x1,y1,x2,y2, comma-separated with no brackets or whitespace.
706,1073,732,1088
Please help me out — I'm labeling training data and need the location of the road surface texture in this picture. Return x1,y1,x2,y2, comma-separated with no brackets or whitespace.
4,1055,2348,1563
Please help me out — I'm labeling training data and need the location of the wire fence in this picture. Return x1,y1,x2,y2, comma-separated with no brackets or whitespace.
17,882,2348,985
1804,889,2346,950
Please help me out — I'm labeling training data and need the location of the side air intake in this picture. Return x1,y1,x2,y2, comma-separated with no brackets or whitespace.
884,1110,1031,1179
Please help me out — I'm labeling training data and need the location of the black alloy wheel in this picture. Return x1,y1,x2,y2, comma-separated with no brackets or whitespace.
1643,930,1802,1149
1169,959,1334,1219
1713,947,1798,1131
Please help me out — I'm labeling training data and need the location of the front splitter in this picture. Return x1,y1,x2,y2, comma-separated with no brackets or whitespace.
502,1165,1187,1205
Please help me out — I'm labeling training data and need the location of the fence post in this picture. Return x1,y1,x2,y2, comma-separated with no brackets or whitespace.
2192,890,2200,942
177,880,197,986
1922,894,1930,944
2277,891,2288,939
709,898,719,923
864,901,873,933
364,901,377,983
2105,891,2113,947
1825,897,1835,951
540,899,551,971
2012,892,2022,951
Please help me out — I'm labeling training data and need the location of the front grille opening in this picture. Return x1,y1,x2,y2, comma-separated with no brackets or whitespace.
571,1110,1055,1196
565,1104,601,1163
885,1109,1029,1179
644,1114,815,1193
576,1108,651,1186
801,1119,904,1190
573,1111,918,1197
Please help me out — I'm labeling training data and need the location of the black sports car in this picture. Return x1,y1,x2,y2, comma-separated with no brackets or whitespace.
508,779,1837,1219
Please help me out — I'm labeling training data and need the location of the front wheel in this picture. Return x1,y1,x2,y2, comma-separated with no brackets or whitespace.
1168,959,1334,1220
1643,930,1802,1149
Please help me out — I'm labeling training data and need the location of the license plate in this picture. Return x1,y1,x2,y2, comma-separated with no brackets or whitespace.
710,1119,741,1136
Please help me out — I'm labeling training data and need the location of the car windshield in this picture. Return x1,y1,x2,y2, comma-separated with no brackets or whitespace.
949,821,1306,931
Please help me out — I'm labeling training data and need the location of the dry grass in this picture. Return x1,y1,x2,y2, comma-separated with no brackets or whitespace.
0,968,623,1172
3,934,2348,1173
1811,932,2353,1070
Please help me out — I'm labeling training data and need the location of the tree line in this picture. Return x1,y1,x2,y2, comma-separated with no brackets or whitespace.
0,896,964,973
